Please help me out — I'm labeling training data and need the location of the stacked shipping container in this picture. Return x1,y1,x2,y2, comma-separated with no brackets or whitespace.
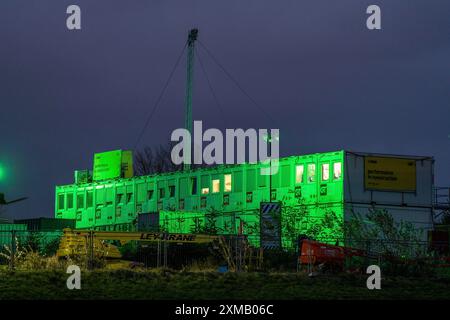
54,150,434,247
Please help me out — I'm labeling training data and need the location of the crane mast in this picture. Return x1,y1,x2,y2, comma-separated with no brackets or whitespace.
184,29,198,171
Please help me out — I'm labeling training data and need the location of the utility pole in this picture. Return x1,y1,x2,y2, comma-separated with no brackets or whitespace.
184,28,198,171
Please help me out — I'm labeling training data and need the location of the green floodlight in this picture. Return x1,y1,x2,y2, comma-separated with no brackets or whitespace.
0,164,5,181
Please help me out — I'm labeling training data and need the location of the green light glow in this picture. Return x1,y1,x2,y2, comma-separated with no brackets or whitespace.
0,164,5,181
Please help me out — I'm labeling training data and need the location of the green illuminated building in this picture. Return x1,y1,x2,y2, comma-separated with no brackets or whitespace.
54,150,434,248
55,150,344,247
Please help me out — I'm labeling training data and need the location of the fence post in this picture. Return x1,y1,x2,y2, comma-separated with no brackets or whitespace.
365,240,370,268
163,240,167,268
157,239,161,268
88,231,94,270
9,230,16,270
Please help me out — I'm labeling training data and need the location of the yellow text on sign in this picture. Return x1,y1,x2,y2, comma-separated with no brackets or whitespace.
364,156,416,192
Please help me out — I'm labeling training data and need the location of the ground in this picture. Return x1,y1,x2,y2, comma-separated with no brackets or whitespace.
1,268,450,300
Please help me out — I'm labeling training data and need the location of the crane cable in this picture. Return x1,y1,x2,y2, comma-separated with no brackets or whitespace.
197,40,282,129
133,42,187,150
195,47,229,127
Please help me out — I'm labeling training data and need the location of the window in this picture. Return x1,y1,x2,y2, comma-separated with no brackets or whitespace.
334,162,342,180
169,185,176,197
116,193,124,204
224,174,232,192
126,193,133,203
322,163,330,181
58,194,65,210
66,193,74,209
168,180,175,198
212,179,220,193
191,177,198,195
86,191,93,208
159,188,165,199
295,165,304,184
147,190,154,200
157,181,165,199
77,194,84,209
201,187,210,194
307,164,316,183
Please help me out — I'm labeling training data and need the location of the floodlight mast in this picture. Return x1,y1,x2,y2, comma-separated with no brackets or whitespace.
184,28,198,171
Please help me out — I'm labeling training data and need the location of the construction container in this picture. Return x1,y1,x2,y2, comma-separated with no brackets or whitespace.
343,152,434,240
54,149,434,247
13,217,75,231
137,212,160,232
74,169,92,184
0,223,28,249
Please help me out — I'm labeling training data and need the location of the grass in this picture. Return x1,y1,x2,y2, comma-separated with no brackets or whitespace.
1,269,450,300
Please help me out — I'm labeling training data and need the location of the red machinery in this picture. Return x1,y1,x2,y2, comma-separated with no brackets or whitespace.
298,239,367,267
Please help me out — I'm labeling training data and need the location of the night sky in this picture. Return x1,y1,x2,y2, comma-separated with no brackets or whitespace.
1,1,449,220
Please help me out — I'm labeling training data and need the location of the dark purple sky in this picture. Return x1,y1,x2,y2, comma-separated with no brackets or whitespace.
1,0,449,220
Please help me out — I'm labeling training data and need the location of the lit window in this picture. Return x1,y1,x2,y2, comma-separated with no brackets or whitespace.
322,164,329,181
334,162,342,180
201,187,210,194
224,174,232,192
212,179,220,193
307,164,316,183
295,165,304,183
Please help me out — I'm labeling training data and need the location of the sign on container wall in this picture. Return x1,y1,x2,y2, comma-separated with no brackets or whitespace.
364,156,416,192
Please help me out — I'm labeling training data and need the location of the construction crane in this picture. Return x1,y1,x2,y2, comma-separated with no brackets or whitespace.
0,193,27,205
184,28,198,171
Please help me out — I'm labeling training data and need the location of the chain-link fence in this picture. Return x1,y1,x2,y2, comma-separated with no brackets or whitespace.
1,229,449,274
0,230,62,268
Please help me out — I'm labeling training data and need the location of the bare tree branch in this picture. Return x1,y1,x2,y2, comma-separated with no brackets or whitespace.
134,142,183,176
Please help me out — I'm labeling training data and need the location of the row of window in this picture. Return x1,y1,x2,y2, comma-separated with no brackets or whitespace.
58,162,342,210
295,162,342,183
